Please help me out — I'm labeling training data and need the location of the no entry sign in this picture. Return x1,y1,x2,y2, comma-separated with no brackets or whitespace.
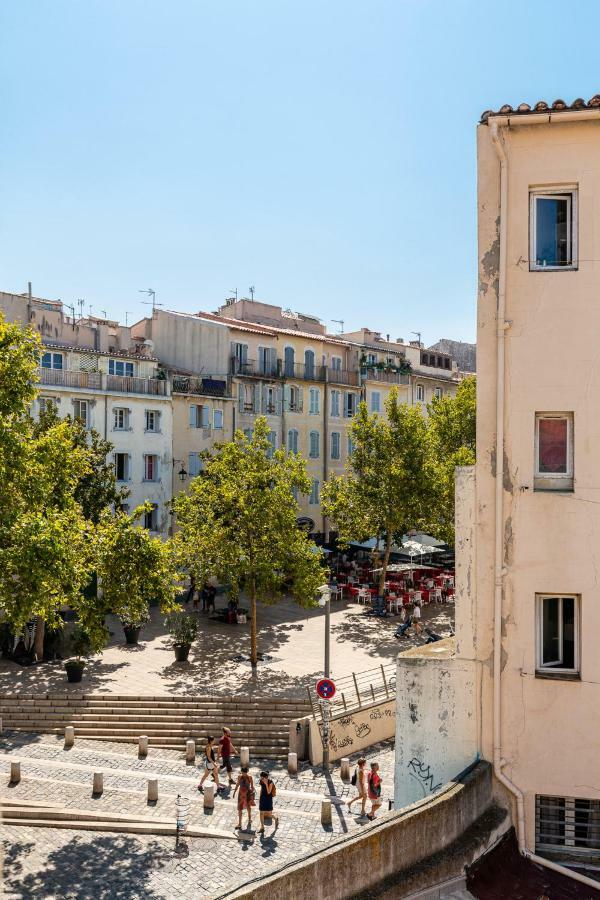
316,678,336,700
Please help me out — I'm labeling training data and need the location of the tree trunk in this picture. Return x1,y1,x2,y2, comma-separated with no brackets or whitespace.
250,579,258,672
378,532,393,595
33,616,45,662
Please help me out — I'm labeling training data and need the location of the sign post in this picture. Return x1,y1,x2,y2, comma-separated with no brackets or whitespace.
316,678,336,771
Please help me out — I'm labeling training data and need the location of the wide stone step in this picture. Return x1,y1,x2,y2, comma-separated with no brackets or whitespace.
1,817,240,840
2,711,291,725
1,707,296,720
0,695,307,709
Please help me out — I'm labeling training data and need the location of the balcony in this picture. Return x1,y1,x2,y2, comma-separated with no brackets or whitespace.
37,368,102,389
362,368,410,385
327,368,360,386
106,375,167,396
230,357,277,378
173,376,230,397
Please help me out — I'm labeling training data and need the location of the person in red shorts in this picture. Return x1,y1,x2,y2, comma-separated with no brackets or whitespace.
367,761,382,820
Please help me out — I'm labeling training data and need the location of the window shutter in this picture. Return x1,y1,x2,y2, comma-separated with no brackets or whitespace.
201,405,210,428
276,387,283,416
283,384,291,411
189,404,197,427
238,385,244,413
298,387,304,413
253,384,261,414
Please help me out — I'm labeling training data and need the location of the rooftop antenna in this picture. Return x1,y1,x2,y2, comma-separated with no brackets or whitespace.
229,288,238,301
411,331,422,346
66,303,76,328
249,285,255,301
139,288,163,314
77,299,85,319
101,309,107,319
125,311,132,327
331,319,345,334
88,304,93,318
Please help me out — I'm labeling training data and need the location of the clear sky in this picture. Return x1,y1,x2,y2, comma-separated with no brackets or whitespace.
2,1,599,344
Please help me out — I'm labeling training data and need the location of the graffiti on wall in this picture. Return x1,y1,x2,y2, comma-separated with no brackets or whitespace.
407,757,443,797
320,703,396,754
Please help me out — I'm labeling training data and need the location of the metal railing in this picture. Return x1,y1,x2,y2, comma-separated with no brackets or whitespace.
362,368,410,385
37,368,102,389
106,374,167,396
307,662,396,720
173,376,229,397
328,368,360,386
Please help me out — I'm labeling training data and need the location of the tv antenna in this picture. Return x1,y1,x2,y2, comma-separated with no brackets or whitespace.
77,299,85,319
88,304,93,318
125,311,132,327
331,319,345,334
228,288,238,301
411,331,422,346
139,288,163,313
249,285,255,301
101,309,107,319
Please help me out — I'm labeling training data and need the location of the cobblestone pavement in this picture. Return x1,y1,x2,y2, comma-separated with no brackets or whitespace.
1,731,396,899
0,597,454,698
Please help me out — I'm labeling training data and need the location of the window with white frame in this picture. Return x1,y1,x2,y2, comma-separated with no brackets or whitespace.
330,431,340,460
144,503,158,531
188,452,203,477
344,392,357,418
113,407,129,430
434,387,443,400
309,430,320,458
41,351,63,370
288,429,299,454
536,594,579,676
143,454,159,482
72,399,89,427
534,413,573,491
39,396,57,414
309,387,320,415
366,352,377,366
330,390,341,417
189,404,209,428
309,479,320,505
370,391,381,413
114,452,130,482
416,384,425,402
145,409,160,432
288,385,302,412
213,409,223,429
530,188,577,271
109,359,134,377
536,795,600,858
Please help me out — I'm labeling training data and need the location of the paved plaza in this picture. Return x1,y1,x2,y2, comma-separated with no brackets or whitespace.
1,731,396,899
0,597,454,698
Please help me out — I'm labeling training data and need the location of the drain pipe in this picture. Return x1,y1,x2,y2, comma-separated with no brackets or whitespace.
489,121,600,892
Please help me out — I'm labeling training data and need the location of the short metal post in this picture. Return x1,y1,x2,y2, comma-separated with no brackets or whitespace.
139,735,149,757
64,726,75,748
352,672,362,707
321,799,332,827
185,739,196,764
381,664,389,698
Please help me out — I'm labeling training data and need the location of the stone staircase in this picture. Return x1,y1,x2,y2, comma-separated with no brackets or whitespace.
0,694,309,758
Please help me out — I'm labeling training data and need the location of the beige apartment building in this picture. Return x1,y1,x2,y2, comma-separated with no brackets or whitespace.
395,96,600,887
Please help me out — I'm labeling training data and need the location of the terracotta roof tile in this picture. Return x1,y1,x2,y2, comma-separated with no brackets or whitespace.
481,93,600,122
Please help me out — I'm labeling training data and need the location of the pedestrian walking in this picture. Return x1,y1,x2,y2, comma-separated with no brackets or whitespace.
347,757,368,817
233,766,255,831
412,601,422,635
198,736,222,793
219,727,237,785
367,762,382,820
257,771,278,833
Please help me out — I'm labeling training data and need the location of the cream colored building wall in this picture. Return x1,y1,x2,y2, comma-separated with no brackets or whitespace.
171,391,234,501
476,117,600,851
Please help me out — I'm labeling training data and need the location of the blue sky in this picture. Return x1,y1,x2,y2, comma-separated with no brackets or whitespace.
1,1,598,344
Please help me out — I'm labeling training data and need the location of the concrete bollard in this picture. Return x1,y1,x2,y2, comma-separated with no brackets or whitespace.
92,772,103,795
147,778,158,802
340,757,350,782
185,739,196,764
138,735,149,757
287,752,298,776
64,726,75,748
10,760,20,784
203,783,215,809
240,746,250,768
321,799,332,827
0,715,3,734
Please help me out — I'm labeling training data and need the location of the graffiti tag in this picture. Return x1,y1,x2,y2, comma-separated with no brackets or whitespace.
407,757,443,797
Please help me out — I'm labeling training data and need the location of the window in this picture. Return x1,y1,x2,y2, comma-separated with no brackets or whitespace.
114,452,130,482
109,359,134,377
288,385,302,412
188,452,203,477
288,429,299,454
304,349,315,378
330,390,341,417
263,386,277,415
41,351,63,370
370,391,381,413
39,396,57,414
309,479,320,505
331,431,340,460
113,407,129,430
189,404,210,428
444,358,451,370
309,388,320,415
331,356,342,372
366,353,377,366
536,795,600,858
143,454,159,482
344,392,357,418
145,410,160,432
530,189,577,270
266,430,277,456
72,399,89,427
416,384,425,402
434,387,443,400
144,504,158,531
534,413,573,491
536,595,579,676
239,383,257,414
348,435,355,457
284,346,295,377
233,342,249,373
258,346,277,376
309,430,320,458
213,409,223,429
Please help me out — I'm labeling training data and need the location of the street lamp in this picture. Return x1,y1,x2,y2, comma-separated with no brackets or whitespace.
318,583,332,771
177,464,187,482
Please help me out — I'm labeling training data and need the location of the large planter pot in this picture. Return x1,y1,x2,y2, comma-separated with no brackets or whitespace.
65,660,85,683
173,644,191,662
124,625,141,645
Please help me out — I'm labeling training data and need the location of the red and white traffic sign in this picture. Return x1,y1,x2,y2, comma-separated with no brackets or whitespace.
316,678,336,700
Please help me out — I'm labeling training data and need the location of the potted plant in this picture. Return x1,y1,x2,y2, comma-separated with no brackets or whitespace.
64,626,91,683
121,607,150,645
164,610,198,662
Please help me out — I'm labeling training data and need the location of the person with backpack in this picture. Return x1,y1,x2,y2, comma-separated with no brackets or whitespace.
257,771,278,833
233,766,255,831
347,757,368,817
367,761,382,820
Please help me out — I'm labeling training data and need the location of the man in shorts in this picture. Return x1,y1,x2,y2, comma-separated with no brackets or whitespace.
219,727,237,786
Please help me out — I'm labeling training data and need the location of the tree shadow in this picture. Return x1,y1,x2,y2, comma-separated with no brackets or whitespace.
0,660,129,694
3,834,171,899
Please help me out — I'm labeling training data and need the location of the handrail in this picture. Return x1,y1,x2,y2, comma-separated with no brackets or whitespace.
307,662,396,720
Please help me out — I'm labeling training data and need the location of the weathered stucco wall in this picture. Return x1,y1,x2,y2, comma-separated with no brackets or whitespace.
307,699,396,765
394,656,478,811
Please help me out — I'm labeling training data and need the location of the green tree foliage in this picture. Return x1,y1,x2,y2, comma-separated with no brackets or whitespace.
426,376,476,544
322,389,432,592
174,417,326,670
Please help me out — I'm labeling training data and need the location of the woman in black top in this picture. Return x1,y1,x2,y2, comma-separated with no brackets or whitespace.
198,735,222,792
257,771,278,833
